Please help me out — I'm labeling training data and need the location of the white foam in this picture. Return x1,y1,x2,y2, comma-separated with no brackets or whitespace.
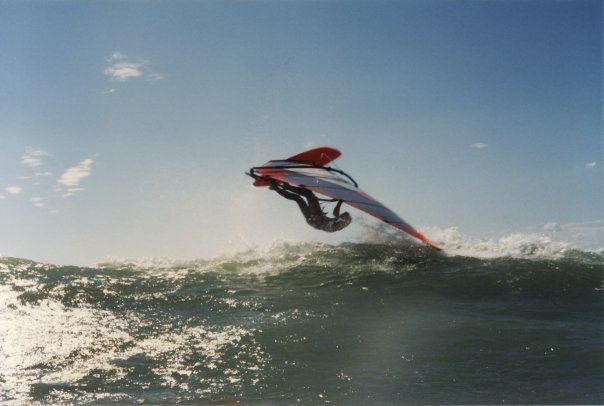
91,219,603,271
95,240,337,276
425,227,572,258
357,220,603,259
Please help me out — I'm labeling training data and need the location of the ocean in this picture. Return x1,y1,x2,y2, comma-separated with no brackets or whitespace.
1,233,603,404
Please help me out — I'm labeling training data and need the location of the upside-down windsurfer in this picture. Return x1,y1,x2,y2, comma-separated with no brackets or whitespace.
269,180,352,232
249,147,440,249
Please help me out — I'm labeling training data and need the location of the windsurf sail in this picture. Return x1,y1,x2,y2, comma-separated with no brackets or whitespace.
248,147,441,250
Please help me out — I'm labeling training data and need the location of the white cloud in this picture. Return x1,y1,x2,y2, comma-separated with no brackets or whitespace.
5,186,22,195
57,158,94,192
17,176,30,180
104,52,163,82
49,209,59,214
104,62,143,81
63,188,86,198
101,88,117,95
108,52,127,62
470,143,488,150
585,161,597,169
21,149,48,168
35,171,52,177
0,194,5,200
30,197,45,208
540,219,604,252
147,73,164,81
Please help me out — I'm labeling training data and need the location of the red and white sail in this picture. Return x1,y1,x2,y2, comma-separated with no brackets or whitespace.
250,147,440,250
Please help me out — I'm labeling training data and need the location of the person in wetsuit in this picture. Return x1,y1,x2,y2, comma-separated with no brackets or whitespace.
269,180,352,232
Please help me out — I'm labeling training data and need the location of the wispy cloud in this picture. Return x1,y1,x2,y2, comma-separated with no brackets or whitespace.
21,149,48,168
470,143,488,150
5,186,22,195
30,197,45,208
147,73,164,81
562,219,603,228
104,52,163,83
35,171,52,177
544,219,603,232
57,158,94,190
109,52,127,61
0,194,5,200
105,63,143,81
585,161,597,169
101,88,117,95
63,188,86,198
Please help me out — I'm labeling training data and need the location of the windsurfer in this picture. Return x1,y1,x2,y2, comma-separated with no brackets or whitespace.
269,180,352,232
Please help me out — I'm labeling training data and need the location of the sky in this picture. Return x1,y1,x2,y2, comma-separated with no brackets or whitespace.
0,0,601,265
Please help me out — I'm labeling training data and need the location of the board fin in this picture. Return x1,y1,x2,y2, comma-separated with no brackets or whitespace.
285,147,341,167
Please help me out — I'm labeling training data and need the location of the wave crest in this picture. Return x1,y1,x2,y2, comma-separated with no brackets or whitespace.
359,221,602,260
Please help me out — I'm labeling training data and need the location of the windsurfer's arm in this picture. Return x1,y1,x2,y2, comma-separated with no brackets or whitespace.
333,200,344,217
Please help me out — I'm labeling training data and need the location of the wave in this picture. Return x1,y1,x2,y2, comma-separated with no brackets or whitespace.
75,221,602,273
2,239,602,305
357,222,604,259
1,225,602,329
1,235,602,404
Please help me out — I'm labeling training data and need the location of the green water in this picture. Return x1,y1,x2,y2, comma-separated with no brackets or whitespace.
1,243,602,404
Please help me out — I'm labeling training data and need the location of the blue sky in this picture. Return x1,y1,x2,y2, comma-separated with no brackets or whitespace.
0,0,601,264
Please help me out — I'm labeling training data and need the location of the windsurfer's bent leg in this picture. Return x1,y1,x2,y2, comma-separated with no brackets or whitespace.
277,183,323,215
271,182,310,215
296,188,323,215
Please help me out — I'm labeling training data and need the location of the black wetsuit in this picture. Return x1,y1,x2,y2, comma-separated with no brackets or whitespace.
272,182,351,232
